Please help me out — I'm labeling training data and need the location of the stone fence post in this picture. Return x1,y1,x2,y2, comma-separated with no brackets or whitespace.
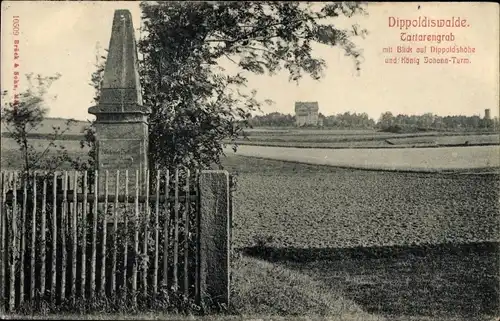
198,170,231,307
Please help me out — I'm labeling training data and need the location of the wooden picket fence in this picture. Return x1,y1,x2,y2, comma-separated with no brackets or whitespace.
0,169,232,313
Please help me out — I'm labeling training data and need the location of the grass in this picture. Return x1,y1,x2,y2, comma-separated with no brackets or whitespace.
231,129,500,149
231,133,499,149
0,118,89,135
0,137,90,170
0,137,89,152
230,139,499,149
10,250,495,320
243,128,383,135
230,255,382,319
4,254,386,320
242,242,499,320
239,132,498,143
241,128,498,136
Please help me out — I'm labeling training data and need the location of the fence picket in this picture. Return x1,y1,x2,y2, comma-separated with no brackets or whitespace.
132,170,139,303
111,170,119,296
90,171,98,298
0,172,7,313
183,169,190,296
9,172,17,311
122,170,129,296
20,172,27,305
81,172,87,298
194,169,200,302
50,173,57,302
30,172,37,301
173,169,180,291
162,170,170,288
153,170,160,295
40,174,47,298
71,172,78,302
142,170,150,296
61,171,68,302
100,171,108,297
0,173,5,313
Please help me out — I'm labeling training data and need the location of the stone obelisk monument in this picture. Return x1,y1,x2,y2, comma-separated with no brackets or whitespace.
89,9,150,194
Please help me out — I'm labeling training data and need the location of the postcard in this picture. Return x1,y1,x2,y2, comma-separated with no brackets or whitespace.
1,2,499,320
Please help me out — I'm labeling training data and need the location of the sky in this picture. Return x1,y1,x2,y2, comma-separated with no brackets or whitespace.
1,1,499,122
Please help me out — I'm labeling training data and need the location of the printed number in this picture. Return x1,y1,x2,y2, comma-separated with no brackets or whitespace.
13,17,20,36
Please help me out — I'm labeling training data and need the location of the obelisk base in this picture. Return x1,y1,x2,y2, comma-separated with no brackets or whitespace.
94,119,149,198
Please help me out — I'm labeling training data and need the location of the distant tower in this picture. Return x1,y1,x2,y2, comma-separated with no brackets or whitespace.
484,109,491,120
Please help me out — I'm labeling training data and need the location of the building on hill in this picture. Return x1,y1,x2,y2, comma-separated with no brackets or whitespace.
295,101,319,126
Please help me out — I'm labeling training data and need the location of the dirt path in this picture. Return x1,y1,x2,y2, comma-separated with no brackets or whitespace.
224,145,500,172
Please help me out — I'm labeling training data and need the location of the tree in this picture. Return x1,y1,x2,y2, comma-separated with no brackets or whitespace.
1,73,75,173
136,1,367,170
418,112,435,128
467,115,481,129
493,117,499,131
89,42,107,106
72,42,107,176
377,111,394,129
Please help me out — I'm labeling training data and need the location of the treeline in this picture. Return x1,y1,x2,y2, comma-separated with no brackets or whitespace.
378,112,498,131
323,112,375,128
248,112,375,128
248,111,499,131
249,112,296,127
